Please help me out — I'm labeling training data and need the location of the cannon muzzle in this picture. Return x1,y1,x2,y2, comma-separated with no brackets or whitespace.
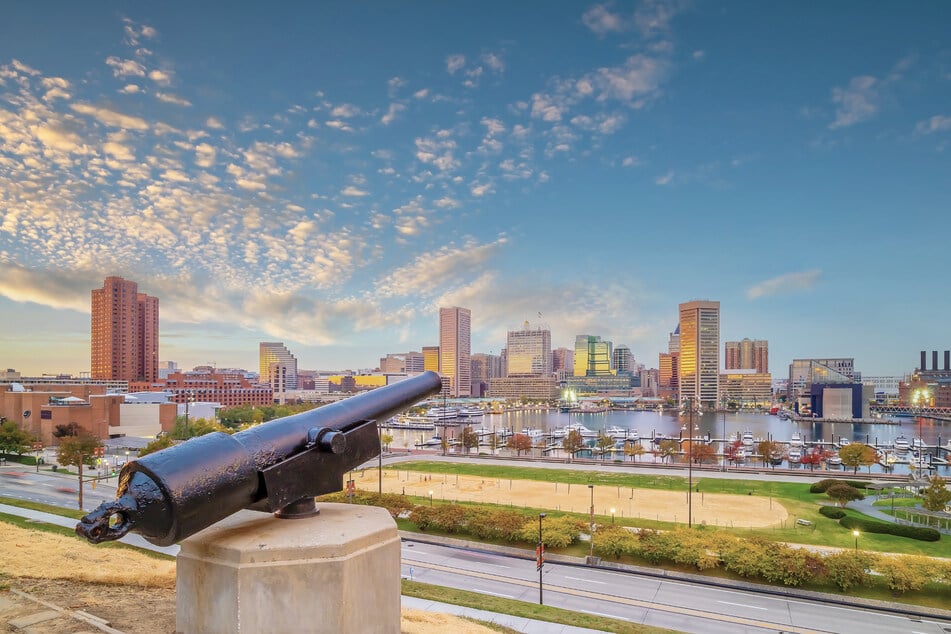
76,370,443,546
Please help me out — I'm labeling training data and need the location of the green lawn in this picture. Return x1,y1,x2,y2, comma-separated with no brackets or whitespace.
386,461,951,557
872,497,920,508
403,580,677,633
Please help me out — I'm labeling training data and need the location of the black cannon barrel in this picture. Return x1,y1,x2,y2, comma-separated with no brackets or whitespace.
76,370,442,546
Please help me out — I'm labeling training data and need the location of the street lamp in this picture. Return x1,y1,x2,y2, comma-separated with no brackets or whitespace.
610,507,616,524
183,390,195,438
683,397,699,528
588,484,595,560
537,512,546,605
428,490,434,506
853,529,860,551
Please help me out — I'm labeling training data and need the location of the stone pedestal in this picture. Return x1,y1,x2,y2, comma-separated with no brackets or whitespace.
176,503,400,634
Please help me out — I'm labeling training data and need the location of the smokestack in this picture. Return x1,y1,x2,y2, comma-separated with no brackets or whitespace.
945,350,950,372
933,350,939,372
921,351,927,372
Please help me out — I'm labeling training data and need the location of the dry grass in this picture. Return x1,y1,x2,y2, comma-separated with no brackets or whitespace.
363,468,789,527
0,519,502,633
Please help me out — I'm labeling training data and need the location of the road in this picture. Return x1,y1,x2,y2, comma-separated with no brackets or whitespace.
3,464,951,634
402,540,951,634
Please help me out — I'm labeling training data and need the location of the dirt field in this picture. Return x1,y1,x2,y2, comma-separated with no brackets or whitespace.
356,468,788,528
0,522,500,634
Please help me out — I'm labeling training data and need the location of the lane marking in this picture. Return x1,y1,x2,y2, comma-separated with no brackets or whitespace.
718,600,767,611
481,591,515,599
565,576,607,585
580,608,627,619
403,559,826,634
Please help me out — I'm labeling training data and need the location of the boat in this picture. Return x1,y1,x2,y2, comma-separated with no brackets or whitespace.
788,448,802,463
519,428,545,441
552,423,598,438
382,417,435,431
605,426,630,439
741,430,755,447
425,407,459,421
827,453,842,467
892,436,910,451
414,436,444,447
789,432,803,447
457,407,485,419
911,437,926,450
578,401,608,413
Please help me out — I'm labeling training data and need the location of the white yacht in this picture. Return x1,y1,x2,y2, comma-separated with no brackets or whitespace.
425,406,459,422
605,425,630,439
789,432,803,447
892,435,910,451
552,422,598,438
741,430,755,447
788,448,802,463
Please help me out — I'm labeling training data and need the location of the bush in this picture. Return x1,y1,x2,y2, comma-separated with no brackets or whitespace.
825,551,878,591
840,515,941,542
810,478,872,493
819,506,846,519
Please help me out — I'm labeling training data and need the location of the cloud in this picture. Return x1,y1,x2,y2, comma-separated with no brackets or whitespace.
376,237,508,298
194,142,216,168
119,84,141,94
205,116,224,129
482,53,505,73
105,57,146,78
341,185,369,197
148,69,173,86
381,102,405,125
621,156,640,167
414,88,429,99
829,75,879,129
446,54,466,74
155,92,192,107
331,103,360,118
915,115,951,135
70,103,149,130
747,269,822,299
582,4,625,35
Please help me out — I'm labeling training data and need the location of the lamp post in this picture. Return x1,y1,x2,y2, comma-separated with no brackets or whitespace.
683,397,698,528
537,512,546,605
183,390,194,438
588,484,595,560
853,529,860,551
428,490,433,506
610,507,616,524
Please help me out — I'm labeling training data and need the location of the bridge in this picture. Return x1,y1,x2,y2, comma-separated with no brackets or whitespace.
870,405,951,419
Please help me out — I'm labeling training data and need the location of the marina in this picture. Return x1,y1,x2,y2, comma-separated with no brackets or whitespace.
385,408,951,476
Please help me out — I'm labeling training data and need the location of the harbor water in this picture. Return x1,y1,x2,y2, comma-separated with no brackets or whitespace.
387,409,951,477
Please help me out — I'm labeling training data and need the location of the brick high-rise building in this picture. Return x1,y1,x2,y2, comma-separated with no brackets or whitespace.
725,338,768,374
91,276,159,382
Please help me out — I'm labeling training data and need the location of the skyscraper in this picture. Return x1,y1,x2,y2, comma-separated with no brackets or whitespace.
505,322,552,377
612,345,633,375
573,335,613,376
725,338,768,373
678,300,720,408
259,342,298,393
91,276,159,382
439,307,471,397
422,346,440,373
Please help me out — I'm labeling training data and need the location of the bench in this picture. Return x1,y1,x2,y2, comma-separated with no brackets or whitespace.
796,519,813,526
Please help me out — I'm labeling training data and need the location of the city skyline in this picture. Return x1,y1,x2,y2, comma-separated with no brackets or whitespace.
1,3,950,377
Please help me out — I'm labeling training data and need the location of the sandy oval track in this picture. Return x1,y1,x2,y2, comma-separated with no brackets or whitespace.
353,468,788,528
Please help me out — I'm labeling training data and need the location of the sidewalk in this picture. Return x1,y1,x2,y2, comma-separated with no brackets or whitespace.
0,503,605,633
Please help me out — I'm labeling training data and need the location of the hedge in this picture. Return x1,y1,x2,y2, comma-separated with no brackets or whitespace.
840,515,941,542
810,478,873,493
819,506,846,519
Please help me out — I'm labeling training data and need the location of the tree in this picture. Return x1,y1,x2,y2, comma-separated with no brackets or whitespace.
53,422,80,438
800,450,822,471
562,429,584,459
724,439,745,464
0,420,32,455
826,483,865,507
657,439,679,463
139,435,175,457
506,433,533,456
460,426,480,455
595,433,614,460
757,440,780,467
56,431,100,510
921,475,951,513
839,443,877,474
624,442,646,463
380,433,394,451
692,442,717,465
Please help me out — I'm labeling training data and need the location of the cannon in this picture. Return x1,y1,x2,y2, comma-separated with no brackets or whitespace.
76,370,443,546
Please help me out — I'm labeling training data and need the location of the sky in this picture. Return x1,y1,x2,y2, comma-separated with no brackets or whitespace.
1,1,950,378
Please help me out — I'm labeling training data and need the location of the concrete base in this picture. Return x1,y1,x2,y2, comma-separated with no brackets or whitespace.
176,503,400,634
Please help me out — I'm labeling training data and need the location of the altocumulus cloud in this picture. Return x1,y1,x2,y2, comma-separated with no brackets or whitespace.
747,269,821,299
